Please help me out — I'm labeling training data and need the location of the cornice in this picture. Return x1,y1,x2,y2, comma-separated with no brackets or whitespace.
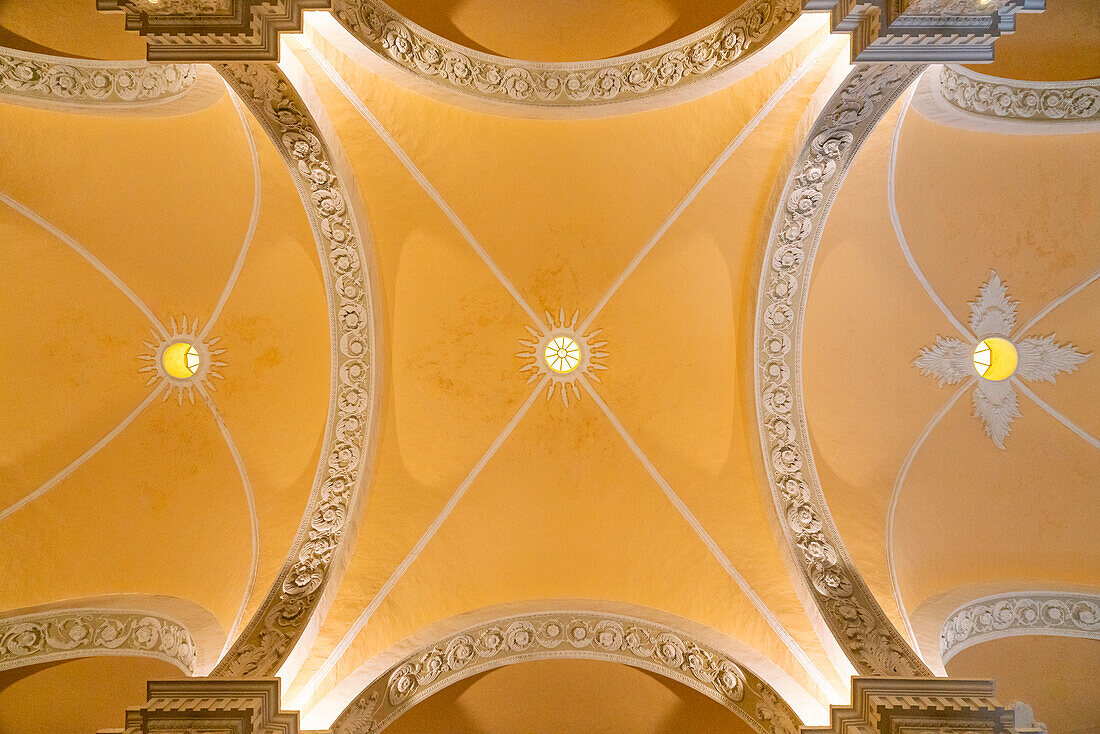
210,61,378,678
0,46,198,108
938,64,1100,122
753,63,932,677
940,592,1100,664
327,0,803,108
330,611,802,734
0,608,197,674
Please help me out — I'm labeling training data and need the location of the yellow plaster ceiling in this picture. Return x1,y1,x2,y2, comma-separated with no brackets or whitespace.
945,636,1100,734
280,20,852,723
384,658,757,734
0,88,331,646
0,0,145,60
379,0,750,61
803,82,1100,650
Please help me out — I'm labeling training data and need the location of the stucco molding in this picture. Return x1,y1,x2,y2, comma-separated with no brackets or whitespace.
328,0,802,108
940,592,1100,664
938,64,1100,122
121,678,299,734
330,611,803,734
0,46,200,108
210,61,378,678
0,608,197,674
753,62,932,677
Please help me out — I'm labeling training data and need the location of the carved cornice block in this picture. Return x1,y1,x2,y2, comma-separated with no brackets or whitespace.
803,677,1017,734
96,0,332,61
117,678,301,734
807,0,1045,62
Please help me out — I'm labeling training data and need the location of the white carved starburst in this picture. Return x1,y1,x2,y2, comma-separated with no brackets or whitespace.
517,309,608,406
914,271,1088,448
139,316,227,404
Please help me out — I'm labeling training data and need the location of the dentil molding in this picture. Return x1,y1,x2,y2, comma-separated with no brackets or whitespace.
0,609,197,674
754,62,931,677
0,47,197,107
938,64,1100,122
331,611,802,734
210,61,377,678
940,592,1100,663
120,678,299,734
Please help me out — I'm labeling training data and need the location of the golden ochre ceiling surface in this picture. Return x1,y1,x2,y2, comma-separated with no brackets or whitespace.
1,0,1098,731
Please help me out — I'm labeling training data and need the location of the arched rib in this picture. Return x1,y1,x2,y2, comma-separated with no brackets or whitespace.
885,378,974,656
0,382,167,522
1013,377,1099,450
200,81,263,340
1013,267,1100,339
198,386,260,655
887,85,974,342
0,191,168,338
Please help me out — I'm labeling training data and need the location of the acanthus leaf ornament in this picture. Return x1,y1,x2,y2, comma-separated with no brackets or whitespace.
914,270,1089,448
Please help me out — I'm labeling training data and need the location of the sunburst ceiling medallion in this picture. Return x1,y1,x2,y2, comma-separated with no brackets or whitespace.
139,316,226,404
518,309,608,406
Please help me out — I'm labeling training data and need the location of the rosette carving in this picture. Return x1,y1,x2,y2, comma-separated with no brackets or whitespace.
940,592,1100,663
332,612,800,734
939,65,1100,122
0,48,196,106
210,62,376,678
754,63,932,677
329,0,800,107
0,610,197,673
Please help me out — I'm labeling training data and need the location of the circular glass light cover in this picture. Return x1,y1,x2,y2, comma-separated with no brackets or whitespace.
162,341,201,379
544,336,581,373
972,337,1017,381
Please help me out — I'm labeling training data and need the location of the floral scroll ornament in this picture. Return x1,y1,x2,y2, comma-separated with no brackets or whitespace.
914,271,1088,448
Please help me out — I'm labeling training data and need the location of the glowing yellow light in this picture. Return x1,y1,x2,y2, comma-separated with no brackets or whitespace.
544,336,581,373
973,337,1017,381
162,341,200,379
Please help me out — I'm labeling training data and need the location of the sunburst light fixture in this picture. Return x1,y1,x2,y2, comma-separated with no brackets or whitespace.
518,309,608,405
139,316,226,404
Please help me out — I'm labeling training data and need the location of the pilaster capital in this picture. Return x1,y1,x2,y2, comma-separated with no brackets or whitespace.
104,678,301,734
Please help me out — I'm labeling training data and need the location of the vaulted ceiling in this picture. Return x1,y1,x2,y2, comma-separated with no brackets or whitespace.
1,1,1097,732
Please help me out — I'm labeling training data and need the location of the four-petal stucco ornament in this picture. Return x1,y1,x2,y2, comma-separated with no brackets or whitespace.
914,271,1089,448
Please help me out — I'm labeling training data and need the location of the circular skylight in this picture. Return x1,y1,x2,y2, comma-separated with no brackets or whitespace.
544,336,581,373
972,337,1017,381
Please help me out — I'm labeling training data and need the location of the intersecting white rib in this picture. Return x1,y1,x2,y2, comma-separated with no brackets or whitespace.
200,81,263,340
199,385,260,656
303,38,545,329
885,377,974,656
1013,378,1100,450
579,35,834,333
293,376,549,712
0,382,167,522
579,376,842,701
1013,267,1100,339
0,191,168,338
888,82,974,343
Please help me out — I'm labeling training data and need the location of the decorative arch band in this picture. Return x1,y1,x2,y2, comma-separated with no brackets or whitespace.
330,611,803,734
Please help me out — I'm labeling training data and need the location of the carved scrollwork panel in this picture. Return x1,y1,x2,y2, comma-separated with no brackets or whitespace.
940,592,1100,663
0,609,197,674
938,65,1100,122
754,63,933,677
210,62,377,678
329,0,802,107
331,612,802,734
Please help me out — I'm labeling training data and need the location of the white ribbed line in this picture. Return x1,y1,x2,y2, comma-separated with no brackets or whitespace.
0,191,168,338
579,35,834,334
885,377,974,656
1013,377,1100,450
887,83,974,342
293,376,549,713
0,382,167,522
198,385,260,656
303,38,546,330
579,376,843,702
1013,268,1100,339
200,81,263,340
